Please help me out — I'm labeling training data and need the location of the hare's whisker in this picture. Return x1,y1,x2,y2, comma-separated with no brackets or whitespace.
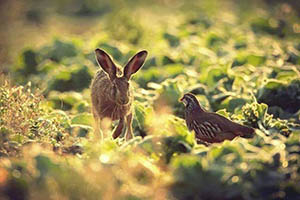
111,105,118,120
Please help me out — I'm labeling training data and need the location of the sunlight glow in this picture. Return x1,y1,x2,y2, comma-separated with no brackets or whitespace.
231,176,239,183
99,154,110,164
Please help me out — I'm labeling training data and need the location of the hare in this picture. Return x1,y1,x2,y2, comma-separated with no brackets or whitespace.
91,48,147,140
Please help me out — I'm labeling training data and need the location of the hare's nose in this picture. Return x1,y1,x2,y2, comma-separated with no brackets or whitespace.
118,98,129,105
121,99,129,104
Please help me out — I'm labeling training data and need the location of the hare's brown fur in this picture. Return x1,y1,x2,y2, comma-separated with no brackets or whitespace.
91,49,147,140
91,70,131,121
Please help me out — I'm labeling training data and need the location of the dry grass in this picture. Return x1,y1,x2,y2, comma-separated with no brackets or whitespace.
0,79,71,156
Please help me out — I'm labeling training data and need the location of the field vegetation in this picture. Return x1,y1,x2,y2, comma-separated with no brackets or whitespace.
0,0,300,199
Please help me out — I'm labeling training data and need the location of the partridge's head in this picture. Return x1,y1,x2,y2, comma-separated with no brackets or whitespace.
180,93,200,108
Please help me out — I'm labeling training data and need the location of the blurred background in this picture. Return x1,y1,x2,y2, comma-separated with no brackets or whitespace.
1,0,299,120
0,0,299,67
1,1,300,200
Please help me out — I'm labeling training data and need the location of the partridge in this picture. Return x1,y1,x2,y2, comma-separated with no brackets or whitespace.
180,93,255,144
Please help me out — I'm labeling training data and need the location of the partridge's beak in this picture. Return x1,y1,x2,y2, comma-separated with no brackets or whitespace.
180,96,188,105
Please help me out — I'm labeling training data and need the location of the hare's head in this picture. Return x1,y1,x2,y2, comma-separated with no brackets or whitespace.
95,49,147,105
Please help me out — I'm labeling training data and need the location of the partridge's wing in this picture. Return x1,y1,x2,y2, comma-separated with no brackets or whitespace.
203,112,253,137
190,112,254,142
190,114,237,142
190,115,223,141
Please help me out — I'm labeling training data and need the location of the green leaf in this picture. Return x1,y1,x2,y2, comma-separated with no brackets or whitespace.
133,102,153,130
246,54,266,66
264,79,285,90
40,39,78,62
216,109,230,118
257,103,268,120
71,113,93,126
205,67,226,87
163,33,180,47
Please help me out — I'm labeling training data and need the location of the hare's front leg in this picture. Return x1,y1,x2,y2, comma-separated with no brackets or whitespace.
112,117,125,139
92,110,104,140
125,113,133,141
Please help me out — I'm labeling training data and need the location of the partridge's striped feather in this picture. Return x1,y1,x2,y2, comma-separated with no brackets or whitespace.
192,120,221,139
181,93,255,143
204,121,222,133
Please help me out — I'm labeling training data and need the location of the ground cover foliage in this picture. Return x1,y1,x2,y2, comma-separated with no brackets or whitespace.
0,0,300,199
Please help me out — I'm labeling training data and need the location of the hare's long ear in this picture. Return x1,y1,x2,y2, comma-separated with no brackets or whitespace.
95,49,117,80
123,50,147,80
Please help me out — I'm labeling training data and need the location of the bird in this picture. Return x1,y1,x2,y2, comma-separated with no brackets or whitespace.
180,93,255,144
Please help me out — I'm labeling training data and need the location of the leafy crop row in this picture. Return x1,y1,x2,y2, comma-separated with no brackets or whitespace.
1,0,300,199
